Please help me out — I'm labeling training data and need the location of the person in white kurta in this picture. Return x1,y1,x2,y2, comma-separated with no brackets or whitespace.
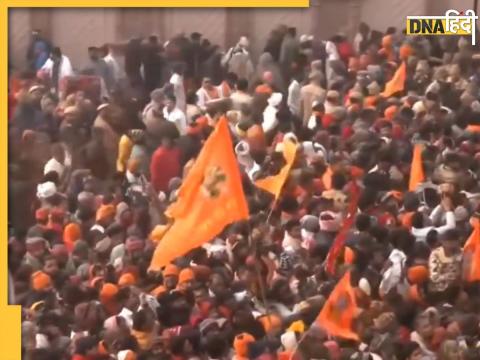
163,94,187,135
103,46,125,83
262,92,283,133
196,77,220,110
287,77,301,117
169,64,186,113
40,48,74,90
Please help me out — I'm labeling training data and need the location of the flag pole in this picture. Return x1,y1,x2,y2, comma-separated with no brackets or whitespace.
247,219,274,338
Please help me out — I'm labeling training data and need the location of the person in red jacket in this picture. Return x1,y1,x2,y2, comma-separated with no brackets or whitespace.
150,135,182,194
336,34,354,66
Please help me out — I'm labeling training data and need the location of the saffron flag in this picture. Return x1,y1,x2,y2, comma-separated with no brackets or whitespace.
409,144,425,191
464,218,480,282
381,61,406,97
255,139,297,199
166,116,236,219
149,118,249,271
316,271,359,341
325,181,360,275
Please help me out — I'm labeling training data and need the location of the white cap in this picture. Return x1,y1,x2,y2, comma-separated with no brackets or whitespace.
359,277,371,296
281,331,298,351
36,181,57,199
412,100,426,115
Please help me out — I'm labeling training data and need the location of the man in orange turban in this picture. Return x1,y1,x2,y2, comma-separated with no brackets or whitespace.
177,268,195,292
380,35,395,61
100,283,121,315
63,222,81,252
31,271,52,292
233,332,255,360
118,273,136,288
407,265,429,284
96,204,116,225
163,264,180,291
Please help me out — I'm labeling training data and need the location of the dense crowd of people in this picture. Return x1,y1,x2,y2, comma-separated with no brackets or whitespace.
8,20,480,360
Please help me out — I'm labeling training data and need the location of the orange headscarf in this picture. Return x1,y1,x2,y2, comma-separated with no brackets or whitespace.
178,268,195,284
100,283,120,315
118,273,136,287
255,84,273,96
407,265,429,284
258,314,282,334
234,333,255,358
384,105,398,121
150,285,167,297
380,35,395,61
63,223,81,252
96,204,116,223
399,44,414,61
163,264,180,278
31,271,52,291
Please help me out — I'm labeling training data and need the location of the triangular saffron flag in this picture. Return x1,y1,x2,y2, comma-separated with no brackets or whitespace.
316,271,359,341
381,61,406,97
255,139,297,199
149,118,249,271
409,144,425,191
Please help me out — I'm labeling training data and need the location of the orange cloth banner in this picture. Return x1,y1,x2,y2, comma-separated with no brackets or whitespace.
381,61,406,97
255,139,297,199
149,117,249,271
409,144,425,191
316,271,359,341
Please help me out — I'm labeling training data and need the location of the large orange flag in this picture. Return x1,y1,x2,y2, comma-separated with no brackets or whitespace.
464,218,480,282
316,271,359,341
255,139,297,199
409,144,425,191
149,118,249,271
381,61,406,97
